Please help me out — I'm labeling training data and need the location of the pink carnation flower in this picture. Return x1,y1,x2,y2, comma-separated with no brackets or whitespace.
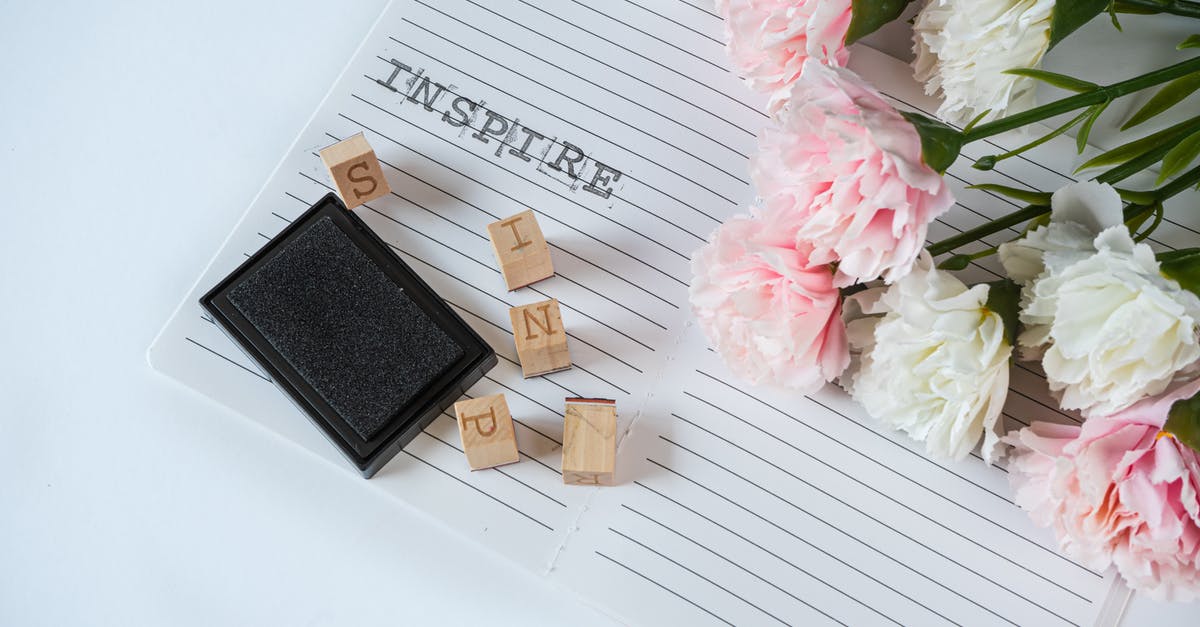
716,0,853,96
690,208,849,391
753,60,955,287
1006,378,1200,600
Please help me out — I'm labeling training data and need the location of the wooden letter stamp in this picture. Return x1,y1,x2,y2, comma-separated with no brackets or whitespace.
561,398,616,486
319,132,391,209
509,299,571,378
487,210,554,290
453,394,520,470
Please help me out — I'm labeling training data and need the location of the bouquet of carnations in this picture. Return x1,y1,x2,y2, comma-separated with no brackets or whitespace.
697,0,1200,600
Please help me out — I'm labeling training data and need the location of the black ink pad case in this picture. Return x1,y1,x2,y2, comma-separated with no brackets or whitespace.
201,193,496,478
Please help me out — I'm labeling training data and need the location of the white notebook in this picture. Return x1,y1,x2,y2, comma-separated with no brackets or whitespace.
148,1,1170,624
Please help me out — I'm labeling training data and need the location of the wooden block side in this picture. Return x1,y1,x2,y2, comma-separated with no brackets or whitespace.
319,133,391,209
454,394,519,470
562,401,616,485
487,210,554,290
509,299,571,377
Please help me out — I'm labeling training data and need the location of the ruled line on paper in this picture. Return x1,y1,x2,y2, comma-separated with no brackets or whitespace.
461,0,754,137
639,458,960,625
670,400,1090,601
594,551,735,627
620,505,862,627
618,0,724,46
629,481,903,626
607,527,794,626
652,437,1023,625
513,0,760,118
693,370,1103,577
563,0,729,73
403,448,556,532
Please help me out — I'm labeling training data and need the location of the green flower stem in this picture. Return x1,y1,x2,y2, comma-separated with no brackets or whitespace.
927,205,1051,257
928,161,1200,257
961,56,1200,143
1158,163,1200,199
1115,0,1200,18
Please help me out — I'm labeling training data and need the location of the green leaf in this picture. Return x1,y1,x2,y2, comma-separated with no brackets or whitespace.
1181,35,1200,50
1124,202,1155,234
1122,73,1200,130
968,184,1053,205
937,254,972,271
1164,390,1200,455
1076,101,1110,154
845,0,916,45
1160,129,1200,183
1004,68,1099,93
1160,248,1200,297
985,279,1022,346
1077,116,1200,172
1050,0,1110,48
962,109,991,135
1132,202,1164,242
900,111,964,173
1114,187,1158,204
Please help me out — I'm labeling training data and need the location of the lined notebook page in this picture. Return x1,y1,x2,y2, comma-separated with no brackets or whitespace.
148,1,1152,623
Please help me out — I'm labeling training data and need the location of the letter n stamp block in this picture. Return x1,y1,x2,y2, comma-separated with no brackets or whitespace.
487,210,554,290
509,299,571,377
454,394,520,470
319,132,391,209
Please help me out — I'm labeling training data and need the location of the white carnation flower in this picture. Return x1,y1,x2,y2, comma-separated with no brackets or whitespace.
1002,183,1200,417
843,252,1012,463
1018,226,1200,417
998,181,1125,284
912,0,1054,124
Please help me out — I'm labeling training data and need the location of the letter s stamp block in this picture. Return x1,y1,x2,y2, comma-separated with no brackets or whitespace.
319,132,391,209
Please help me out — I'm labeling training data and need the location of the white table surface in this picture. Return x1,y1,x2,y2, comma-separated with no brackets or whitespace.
0,2,1193,624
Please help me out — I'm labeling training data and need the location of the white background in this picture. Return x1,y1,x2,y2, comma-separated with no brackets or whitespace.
0,1,1193,625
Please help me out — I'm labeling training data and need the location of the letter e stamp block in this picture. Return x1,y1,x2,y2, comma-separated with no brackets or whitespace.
562,398,616,486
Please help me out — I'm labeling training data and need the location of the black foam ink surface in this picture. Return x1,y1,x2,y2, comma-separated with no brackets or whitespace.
227,216,464,441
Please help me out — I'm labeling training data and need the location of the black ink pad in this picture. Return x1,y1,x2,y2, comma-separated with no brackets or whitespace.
202,193,496,477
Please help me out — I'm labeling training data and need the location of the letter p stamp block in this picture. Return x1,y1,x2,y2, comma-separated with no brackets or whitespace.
454,394,520,470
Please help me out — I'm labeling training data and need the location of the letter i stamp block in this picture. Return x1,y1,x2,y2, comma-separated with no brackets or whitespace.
454,394,520,470
487,210,554,290
319,132,391,209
